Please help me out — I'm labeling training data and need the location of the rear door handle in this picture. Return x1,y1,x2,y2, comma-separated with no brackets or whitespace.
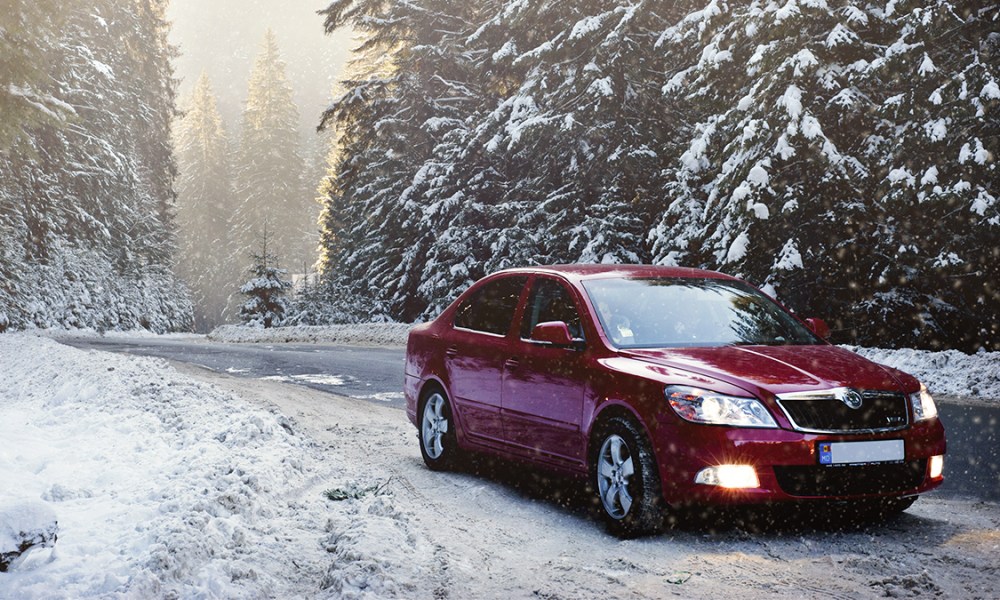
504,358,520,369
445,346,458,357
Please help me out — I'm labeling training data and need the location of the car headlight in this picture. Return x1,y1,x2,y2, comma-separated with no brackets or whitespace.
665,385,777,428
909,382,938,421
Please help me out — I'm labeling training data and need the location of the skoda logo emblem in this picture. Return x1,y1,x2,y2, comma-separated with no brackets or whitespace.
841,389,864,410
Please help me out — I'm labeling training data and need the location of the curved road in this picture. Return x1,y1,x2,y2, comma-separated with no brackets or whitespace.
60,335,408,405
58,335,999,502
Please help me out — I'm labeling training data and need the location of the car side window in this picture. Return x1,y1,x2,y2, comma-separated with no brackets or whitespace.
453,276,527,336
520,278,584,340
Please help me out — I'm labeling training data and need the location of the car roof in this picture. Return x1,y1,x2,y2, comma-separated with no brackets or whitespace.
495,264,738,282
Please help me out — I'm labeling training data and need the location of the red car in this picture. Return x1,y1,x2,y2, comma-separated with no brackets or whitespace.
404,265,946,536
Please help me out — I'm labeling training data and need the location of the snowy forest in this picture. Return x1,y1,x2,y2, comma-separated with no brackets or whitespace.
306,0,999,353
173,31,320,332
0,0,191,333
2,0,998,352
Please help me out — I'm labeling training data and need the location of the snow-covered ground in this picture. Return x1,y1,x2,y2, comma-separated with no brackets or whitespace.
0,335,427,598
2,332,999,598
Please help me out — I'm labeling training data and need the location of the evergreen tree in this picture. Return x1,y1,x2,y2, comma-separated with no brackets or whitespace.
239,226,292,328
316,0,501,321
0,0,192,332
0,0,72,152
646,0,999,350
174,73,240,331
649,0,883,311
313,0,999,350
854,0,1000,349
235,30,310,271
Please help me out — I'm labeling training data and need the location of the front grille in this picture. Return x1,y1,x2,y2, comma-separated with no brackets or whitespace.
777,391,909,433
774,460,926,497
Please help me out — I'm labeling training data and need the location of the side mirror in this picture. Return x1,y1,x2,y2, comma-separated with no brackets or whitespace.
530,321,574,347
804,317,830,340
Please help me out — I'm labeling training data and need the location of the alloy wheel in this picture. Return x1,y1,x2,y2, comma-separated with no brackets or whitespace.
597,433,636,519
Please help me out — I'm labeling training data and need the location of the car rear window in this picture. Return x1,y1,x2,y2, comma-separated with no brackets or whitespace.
453,276,527,336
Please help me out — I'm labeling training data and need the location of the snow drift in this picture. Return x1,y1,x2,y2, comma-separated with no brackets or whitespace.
0,335,430,598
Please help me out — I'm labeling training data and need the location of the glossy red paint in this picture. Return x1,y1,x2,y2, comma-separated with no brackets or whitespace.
404,265,946,509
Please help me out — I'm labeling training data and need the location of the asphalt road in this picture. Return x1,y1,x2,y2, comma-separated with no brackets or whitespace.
58,335,999,503
59,335,408,405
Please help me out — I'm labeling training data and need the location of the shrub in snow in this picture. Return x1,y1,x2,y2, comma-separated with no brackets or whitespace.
239,228,292,329
0,500,58,572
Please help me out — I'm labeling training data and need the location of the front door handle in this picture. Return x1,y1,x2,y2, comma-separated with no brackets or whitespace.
504,357,520,369
445,346,458,357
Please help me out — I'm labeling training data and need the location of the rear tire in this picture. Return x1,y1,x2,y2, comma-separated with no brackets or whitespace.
590,416,664,538
419,389,459,471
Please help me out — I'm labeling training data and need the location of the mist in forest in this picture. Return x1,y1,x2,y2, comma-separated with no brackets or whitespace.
167,0,352,140
165,0,355,331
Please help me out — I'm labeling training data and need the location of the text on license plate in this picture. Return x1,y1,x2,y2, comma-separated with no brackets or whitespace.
818,440,904,465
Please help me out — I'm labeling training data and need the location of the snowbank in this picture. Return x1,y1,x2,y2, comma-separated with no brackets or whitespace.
0,335,431,598
847,346,1000,399
208,323,412,347
39,327,203,341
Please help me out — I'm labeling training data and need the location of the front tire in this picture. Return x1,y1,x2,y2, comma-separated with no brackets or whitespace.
591,416,664,538
419,389,459,471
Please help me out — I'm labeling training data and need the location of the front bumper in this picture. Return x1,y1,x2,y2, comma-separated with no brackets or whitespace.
651,416,946,505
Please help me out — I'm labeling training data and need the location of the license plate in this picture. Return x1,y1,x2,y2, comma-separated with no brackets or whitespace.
818,440,904,465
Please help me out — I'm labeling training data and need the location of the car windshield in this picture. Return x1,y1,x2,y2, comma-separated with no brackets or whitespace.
582,277,820,348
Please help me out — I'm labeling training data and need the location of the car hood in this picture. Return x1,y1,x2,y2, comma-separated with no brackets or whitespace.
620,344,916,397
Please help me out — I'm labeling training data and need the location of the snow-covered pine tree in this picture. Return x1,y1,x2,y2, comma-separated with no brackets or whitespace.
431,1,691,287
311,0,997,350
319,0,687,321
239,226,292,328
0,0,72,152
235,30,310,274
0,0,192,332
856,0,1000,350
649,0,895,334
316,0,501,322
648,0,998,351
174,73,241,331
121,0,182,270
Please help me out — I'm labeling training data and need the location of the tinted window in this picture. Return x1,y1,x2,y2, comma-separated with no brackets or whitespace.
520,278,584,340
582,277,819,348
454,276,527,335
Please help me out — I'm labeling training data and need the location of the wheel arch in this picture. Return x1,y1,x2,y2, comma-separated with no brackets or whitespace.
588,402,653,460
418,377,448,405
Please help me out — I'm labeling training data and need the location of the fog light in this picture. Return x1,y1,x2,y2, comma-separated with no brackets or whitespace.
929,455,944,479
695,465,760,489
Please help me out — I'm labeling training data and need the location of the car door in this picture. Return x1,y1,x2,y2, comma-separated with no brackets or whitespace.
501,276,587,466
445,275,528,445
